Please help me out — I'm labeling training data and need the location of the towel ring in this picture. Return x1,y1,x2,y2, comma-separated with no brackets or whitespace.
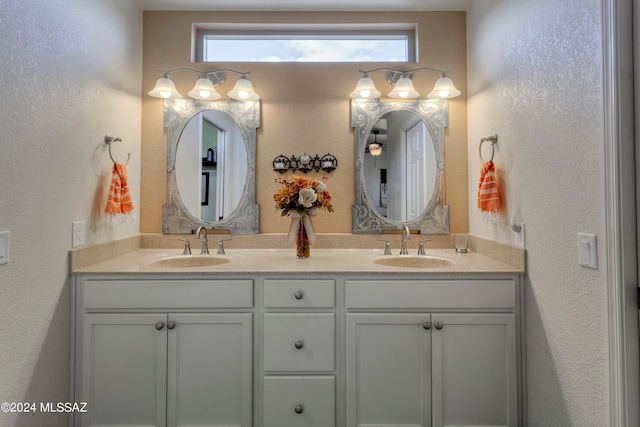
105,135,131,165
479,134,498,162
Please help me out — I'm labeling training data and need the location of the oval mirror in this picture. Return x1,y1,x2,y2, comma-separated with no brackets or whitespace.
363,111,438,222
352,99,449,234
176,111,247,222
163,99,260,234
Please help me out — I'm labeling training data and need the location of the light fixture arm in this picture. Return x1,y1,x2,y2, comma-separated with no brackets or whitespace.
159,67,251,81
358,66,450,77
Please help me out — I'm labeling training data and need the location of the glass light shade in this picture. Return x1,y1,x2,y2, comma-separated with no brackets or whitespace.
427,76,461,99
368,143,383,156
148,77,182,99
350,76,381,99
227,76,260,101
388,77,419,99
187,77,221,100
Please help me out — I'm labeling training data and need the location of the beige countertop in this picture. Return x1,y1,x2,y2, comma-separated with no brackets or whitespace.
70,247,524,276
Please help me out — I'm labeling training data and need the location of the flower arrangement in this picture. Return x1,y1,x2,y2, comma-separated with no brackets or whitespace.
273,175,333,258
273,175,333,216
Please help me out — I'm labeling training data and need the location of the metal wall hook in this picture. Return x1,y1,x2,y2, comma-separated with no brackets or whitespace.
105,135,131,165
479,133,498,162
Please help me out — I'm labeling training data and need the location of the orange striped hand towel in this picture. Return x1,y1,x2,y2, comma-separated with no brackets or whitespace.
105,163,134,221
477,160,500,213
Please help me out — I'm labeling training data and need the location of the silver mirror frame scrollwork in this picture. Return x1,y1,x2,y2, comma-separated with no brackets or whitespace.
351,99,449,234
163,98,260,234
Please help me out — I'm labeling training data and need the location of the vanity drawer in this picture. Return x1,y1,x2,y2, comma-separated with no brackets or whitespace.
263,313,335,372
263,376,335,427
82,279,253,309
345,279,516,309
263,279,335,308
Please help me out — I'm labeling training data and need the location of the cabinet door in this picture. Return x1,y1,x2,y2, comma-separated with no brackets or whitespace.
431,313,517,427
80,313,168,427
346,313,431,427
167,313,253,427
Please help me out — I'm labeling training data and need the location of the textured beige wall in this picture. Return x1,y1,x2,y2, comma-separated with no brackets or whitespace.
467,1,609,425
0,1,142,426
141,11,467,234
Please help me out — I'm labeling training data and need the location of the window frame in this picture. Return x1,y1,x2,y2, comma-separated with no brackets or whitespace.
193,23,417,63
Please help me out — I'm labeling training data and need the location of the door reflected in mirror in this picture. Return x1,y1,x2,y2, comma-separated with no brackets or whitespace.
364,111,437,222
176,111,247,222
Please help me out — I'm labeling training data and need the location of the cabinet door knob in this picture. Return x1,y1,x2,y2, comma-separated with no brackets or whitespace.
167,321,176,330
434,322,443,330
294,404,304,414
294,340,304,350
155,322,165,330
423,322,431,330
294,291,304,300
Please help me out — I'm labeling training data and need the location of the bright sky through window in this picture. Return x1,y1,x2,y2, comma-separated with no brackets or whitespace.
203,37,409,62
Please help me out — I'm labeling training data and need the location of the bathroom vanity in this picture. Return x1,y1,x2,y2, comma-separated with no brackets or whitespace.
70,247,525,427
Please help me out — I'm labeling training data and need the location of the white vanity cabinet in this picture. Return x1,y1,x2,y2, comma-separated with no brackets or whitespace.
345,279,520,427
72,272,523,427
73,278,254,427
262,279,337,427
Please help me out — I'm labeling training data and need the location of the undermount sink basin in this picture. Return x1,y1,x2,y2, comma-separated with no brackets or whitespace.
149,256,231,268
374,256,453,269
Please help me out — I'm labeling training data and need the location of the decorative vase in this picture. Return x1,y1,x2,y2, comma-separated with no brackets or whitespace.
295,221,311,259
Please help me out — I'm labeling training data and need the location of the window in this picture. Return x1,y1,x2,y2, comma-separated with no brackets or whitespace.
194,24,416,63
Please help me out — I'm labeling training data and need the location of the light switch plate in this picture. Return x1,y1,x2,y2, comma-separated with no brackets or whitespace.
0,231,9,265
577,233,598,269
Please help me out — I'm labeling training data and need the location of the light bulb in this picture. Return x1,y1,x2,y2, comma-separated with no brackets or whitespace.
388,76,419,99
160,92,171,98
360,89,371,98
238,90,249,99
199,90,211,98
439,90,449,98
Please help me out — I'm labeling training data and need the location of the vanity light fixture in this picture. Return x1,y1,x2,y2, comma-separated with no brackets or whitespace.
350,67,461,100
148,67,259,101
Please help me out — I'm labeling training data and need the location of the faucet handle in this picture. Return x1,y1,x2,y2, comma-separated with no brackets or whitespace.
217,237,232,255
377,238,392,255
417,238,432,255
177,238,191,255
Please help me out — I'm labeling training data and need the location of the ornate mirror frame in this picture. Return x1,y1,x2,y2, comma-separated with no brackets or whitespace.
351,99,449,234
162,99,260,234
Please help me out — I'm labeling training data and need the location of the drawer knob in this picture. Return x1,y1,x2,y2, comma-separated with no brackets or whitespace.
167,321,176,330
155,322,165,330
294,340,304,350
294,404,304,414
422,322,431,330
294,291,304,300
435,322,444,330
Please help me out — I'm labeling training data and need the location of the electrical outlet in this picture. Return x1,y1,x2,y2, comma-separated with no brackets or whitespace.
72,221,86,247
0,231,9,265
514,223,525,248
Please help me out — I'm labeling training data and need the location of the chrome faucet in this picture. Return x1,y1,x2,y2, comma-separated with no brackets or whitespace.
195,226,209,254
400,226,410,255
